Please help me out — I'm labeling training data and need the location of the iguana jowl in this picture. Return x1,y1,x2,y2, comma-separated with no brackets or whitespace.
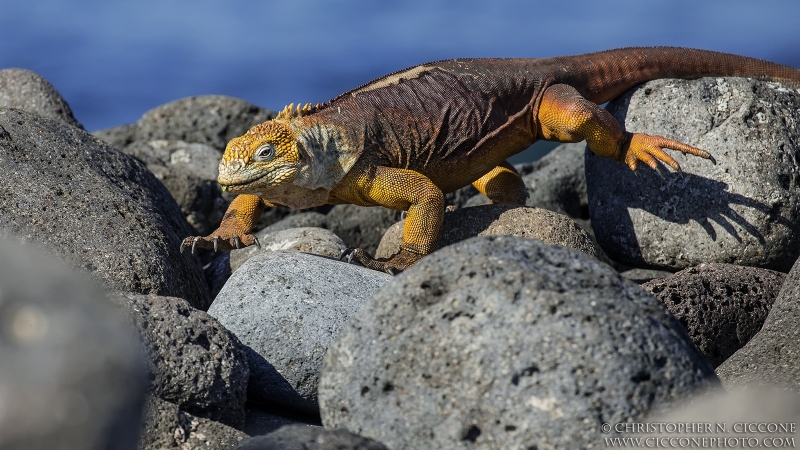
182,47,800,273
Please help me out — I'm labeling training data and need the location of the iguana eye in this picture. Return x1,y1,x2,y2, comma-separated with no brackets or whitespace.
254,143,275,162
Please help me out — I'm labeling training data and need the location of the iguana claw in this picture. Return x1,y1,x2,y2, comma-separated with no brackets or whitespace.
233,235,242,249
340,248,355,264
254,236,261,249
213,236,220,253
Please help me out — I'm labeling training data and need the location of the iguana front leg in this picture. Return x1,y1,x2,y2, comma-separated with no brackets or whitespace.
537,84,715,170
181,194,267,253
334,166,444,273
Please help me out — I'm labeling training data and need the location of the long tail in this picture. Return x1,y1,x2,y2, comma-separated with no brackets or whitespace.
548,47,800,104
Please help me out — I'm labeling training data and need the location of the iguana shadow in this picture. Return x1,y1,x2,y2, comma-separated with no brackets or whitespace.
592,166,793,268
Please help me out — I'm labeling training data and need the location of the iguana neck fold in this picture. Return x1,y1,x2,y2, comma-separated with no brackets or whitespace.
291,116,361,191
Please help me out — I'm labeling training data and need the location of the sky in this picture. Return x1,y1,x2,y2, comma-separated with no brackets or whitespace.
0,0,798,161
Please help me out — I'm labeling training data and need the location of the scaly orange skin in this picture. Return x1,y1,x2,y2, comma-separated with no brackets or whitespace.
182,47,800,273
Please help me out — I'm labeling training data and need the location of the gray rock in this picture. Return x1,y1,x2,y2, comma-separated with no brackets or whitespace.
111,293,249,429
0,238,145,450
587,77,800,272
0,68,83,129
209,251,391,415
326,204,403,255
629,388,800,449
122,139,229,236
320,236,717,450
375,205,608,263
229,227,348,272
243,408,304,438
139,396,248,450
134,95,276,151
92,123,137,149
641,264,785,368
235,425,388,450
0,108,211,309
716,254,800,390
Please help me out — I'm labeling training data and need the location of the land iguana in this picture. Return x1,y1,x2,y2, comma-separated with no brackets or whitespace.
181,47,800,273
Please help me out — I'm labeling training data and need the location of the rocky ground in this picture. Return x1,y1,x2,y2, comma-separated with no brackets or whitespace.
1,68,799,449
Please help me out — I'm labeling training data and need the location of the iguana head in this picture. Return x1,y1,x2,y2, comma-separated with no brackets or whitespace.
217,118,301,195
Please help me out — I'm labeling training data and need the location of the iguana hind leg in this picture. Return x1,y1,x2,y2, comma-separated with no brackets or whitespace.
472,162,529,204
181,194,266,253
332,165,444,273
537,83,714,170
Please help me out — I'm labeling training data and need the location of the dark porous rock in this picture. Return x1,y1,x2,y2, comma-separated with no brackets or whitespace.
620,268,675,284
229,227,348,272
320,236,717,450
122,139,229,236
0,108,211,309
0,68,83,129
326,204,403,255
134,95,276,150
631,388,800,449
235,425,388,450
376,205,608,263
111,292,249,429
243,407,304,437
92,123,137,149
587,77,800,272
139,396,248,450
209,251,391,415
716,255,800,390
0,238,145,450
641,263,785,368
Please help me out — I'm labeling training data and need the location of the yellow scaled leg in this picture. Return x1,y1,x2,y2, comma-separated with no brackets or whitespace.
536,84,715,171
472,161,529,204
181,194,267,253
332,165,444,273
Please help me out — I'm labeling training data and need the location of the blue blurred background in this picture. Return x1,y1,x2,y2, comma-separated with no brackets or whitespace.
1,0,798,161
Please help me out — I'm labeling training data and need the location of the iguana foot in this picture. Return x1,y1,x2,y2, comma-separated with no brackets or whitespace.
181,232,261,254
340,247,425,274
621,132,716,171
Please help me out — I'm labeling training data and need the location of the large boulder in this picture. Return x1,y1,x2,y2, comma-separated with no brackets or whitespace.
716,253,800,390
0,68,83,129
209,251,391,415
0,108,211,309
134,95,275,151
587,77,800,272
111,293,249,429
320,236,716,450
376,205,608,263
0,238,145,450
641,263,785,367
